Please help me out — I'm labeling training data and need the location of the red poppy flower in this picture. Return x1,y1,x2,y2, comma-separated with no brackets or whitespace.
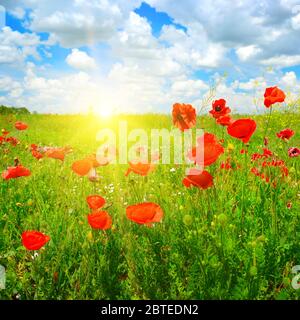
251,148,273,161
29,144,44,160
288,147,300,158
188,133,224,167
125,161,155,176
5,136,19,146
182,169,213,189
227,118,256,144
87,211,112,230
281,166,289,177
251,153,261,160
72,159,93,176
45,149,65,161
264,86,285,108
251,167,271,184
22,231,50,250
126,202,163,225
2,165,31,180
72,152,107,177
261,159,285,168
45,147,72,161
251,156,288,187
31,149,44,160
209,99,231,119
262,148,273,157
276,128,294,140
15,121,28,131
220,158,240,170
216,115,233,126
172,103,196,131
1,129,9,135
31,144,38,150
86,195,106,210
251,167,260,176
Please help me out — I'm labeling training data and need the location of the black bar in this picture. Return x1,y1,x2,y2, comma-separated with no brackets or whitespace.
0,300,296,319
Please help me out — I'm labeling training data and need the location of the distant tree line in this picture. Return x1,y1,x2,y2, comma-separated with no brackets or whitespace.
0,105,30,115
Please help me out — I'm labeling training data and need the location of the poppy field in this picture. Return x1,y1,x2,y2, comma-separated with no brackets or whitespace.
0,89,300,300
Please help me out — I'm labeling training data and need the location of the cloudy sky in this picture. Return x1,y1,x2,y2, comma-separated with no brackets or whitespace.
0,0,300,115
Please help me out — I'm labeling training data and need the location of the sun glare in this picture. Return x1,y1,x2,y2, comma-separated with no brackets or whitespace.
97,108,113,118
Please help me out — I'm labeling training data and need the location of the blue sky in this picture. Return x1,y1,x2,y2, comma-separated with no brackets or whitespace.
135,2,187,36
0,0,300,114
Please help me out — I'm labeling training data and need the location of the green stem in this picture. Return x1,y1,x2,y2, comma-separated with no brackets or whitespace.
262,107,272,144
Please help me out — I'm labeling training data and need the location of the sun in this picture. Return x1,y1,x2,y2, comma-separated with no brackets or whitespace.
97,108,113,118
94,103,114,118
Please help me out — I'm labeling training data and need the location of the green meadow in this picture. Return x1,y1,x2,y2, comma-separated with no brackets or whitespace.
0,112,299,300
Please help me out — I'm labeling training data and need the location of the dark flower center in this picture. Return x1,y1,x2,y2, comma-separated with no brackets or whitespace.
215,106,222,112
176,114,184,121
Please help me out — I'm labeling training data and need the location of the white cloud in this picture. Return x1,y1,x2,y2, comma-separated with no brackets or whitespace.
159,25,186,43
10,7,26,19
0,27,42,65
291,12,300,29
0,75,24,100
25,0,143,47
2,62,300,115
111,12,161,60
66,49,97,71
280,71,298,87
160,24,228,69
1,0,300,115
107,62,168,113
4,0,300,69
260,54,300,67
0,75,22,91
236,45,262,61
18,63,108,113
238,77,267,91
171,79,209,96
148,0,300,67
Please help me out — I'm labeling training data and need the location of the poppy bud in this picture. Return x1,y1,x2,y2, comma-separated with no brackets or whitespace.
217,214,227,226
227,143,234,151
257,235,266,243
87,231,93,241
183,214,193,226
53,272,59,283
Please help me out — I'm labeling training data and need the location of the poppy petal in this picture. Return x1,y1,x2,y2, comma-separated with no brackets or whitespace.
22,231,50,250
126,202,163,225
71,159,93,176
86,195,106,210
87,211,112,230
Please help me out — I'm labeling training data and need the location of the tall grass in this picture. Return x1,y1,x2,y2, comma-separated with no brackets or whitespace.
0,112,299,300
